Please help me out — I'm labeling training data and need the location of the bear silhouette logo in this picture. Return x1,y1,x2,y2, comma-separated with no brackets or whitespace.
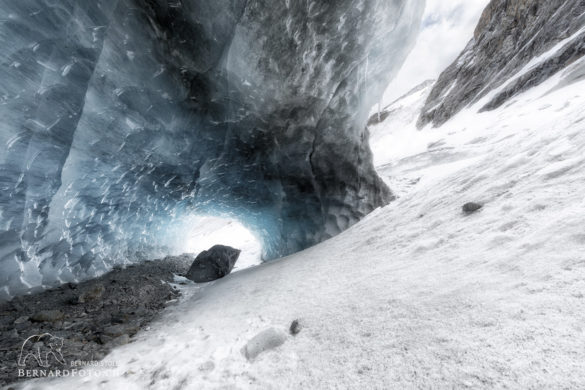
18,333,66,367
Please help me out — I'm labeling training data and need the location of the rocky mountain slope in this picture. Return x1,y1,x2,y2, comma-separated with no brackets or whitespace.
418,0,585,127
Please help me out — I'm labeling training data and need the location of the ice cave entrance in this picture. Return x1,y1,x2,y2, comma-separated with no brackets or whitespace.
180,216,262,271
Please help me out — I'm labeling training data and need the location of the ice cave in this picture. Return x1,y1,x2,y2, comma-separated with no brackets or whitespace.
0,0,424,299
3,0,585,388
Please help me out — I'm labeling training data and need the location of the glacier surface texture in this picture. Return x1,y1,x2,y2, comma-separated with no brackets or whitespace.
0,0,423,298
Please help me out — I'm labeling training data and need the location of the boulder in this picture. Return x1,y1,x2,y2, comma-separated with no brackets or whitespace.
242,328,287,361
289,319,303,336
462,202,483,215
186,245,241,283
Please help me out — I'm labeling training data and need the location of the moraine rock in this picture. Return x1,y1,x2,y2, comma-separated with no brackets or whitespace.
0,256,189,387
186,245,241,283
111,334,130,346
289,319,303,336
77,284,106,303
418,0,585,128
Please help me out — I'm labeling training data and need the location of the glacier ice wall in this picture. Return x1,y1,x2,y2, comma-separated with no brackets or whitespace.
0,0,424,298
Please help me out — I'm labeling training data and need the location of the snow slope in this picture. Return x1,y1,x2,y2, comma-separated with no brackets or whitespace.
19,63,585,390
174,216,262,271
369,80,435,167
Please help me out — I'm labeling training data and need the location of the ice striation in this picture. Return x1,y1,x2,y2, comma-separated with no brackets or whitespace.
0,0,424,299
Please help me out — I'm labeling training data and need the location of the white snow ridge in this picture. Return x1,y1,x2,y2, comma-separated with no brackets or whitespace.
20,47,585,390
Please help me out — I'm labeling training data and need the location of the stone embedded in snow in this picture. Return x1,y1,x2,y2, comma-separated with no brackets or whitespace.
77,283,105,303
462,202,483,215
242,328,288,361
289,319,302,336
186,245,241,283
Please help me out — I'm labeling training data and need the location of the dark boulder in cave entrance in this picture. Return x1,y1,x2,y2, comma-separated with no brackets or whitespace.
186,245,242,283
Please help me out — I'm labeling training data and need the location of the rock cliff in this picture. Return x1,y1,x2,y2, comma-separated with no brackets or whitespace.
419,0,585,128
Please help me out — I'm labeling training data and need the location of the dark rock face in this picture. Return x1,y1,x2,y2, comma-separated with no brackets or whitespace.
186,245,241,283
0,0,424,299
418,0,585,128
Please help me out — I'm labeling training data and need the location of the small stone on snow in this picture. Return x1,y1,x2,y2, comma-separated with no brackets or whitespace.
462,202,483,215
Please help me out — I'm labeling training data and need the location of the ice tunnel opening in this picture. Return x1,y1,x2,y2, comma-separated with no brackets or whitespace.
171,215,262,272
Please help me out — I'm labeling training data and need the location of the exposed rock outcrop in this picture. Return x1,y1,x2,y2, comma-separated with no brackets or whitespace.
418,0,585,128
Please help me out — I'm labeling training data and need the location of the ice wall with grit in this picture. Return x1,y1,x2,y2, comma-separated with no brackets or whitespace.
0,0,424,299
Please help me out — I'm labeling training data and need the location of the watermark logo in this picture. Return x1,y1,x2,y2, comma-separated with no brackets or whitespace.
16,333,119,379
18,333,66,368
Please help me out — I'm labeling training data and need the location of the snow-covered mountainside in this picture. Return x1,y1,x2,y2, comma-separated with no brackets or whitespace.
21,45,585,389
419,0,585,127
367,80,434,167
177,216,262,271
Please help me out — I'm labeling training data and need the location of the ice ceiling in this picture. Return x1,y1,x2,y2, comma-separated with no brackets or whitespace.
0,0,424,298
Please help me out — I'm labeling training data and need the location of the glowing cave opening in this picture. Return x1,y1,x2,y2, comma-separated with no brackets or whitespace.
178,216,262,271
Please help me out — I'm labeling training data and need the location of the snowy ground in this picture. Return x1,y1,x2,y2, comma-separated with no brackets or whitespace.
18,64,585,389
